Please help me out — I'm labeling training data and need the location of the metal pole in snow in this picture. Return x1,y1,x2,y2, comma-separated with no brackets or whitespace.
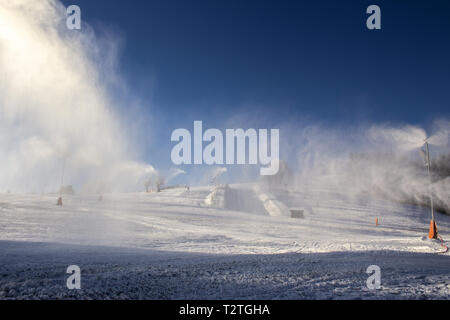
59,158,66,197
425,142,435,222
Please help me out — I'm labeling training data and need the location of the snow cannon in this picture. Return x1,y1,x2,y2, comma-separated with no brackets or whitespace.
428,220,438,239
422,142,439,240
56,197,63,206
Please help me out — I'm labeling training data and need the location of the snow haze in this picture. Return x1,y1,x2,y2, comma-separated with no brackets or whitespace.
0,0,154,193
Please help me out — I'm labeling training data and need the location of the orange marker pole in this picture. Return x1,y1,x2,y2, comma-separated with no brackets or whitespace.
428,220,438,239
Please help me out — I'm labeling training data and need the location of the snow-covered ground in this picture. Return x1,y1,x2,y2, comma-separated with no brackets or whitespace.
0,184,449,299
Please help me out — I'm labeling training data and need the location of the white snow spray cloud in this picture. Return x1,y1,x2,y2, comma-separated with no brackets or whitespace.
209,167,227,184
367,125,427,151
274,121,450,214
166,168,186,183
0,0,154,193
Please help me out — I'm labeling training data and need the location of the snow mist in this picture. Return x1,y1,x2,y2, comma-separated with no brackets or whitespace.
0,0,154,193
283,121,450,214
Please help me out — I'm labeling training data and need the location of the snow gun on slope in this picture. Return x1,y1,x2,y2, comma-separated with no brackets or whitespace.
421,140,448,253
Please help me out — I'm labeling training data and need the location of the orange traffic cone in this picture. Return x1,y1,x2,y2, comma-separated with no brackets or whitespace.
428,220,438,239
57,197,63,206
375,217,379,226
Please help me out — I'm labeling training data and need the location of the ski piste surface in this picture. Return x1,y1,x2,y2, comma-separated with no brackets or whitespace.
0,183,449,299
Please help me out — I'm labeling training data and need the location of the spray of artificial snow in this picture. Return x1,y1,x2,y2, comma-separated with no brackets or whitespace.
167,168,186,183
0,0,155,193
279,121,450,214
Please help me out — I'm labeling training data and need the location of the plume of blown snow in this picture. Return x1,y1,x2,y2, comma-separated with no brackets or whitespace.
287,122,450,213
167,168,186,183
0,0,154,193
207,167,227,185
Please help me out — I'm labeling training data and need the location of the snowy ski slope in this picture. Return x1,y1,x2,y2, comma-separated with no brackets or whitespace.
0,184,449,299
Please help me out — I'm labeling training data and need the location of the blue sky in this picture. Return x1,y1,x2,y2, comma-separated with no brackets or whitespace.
61,0,450,180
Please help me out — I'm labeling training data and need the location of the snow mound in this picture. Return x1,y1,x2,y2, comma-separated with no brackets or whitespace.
204,186,226,207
